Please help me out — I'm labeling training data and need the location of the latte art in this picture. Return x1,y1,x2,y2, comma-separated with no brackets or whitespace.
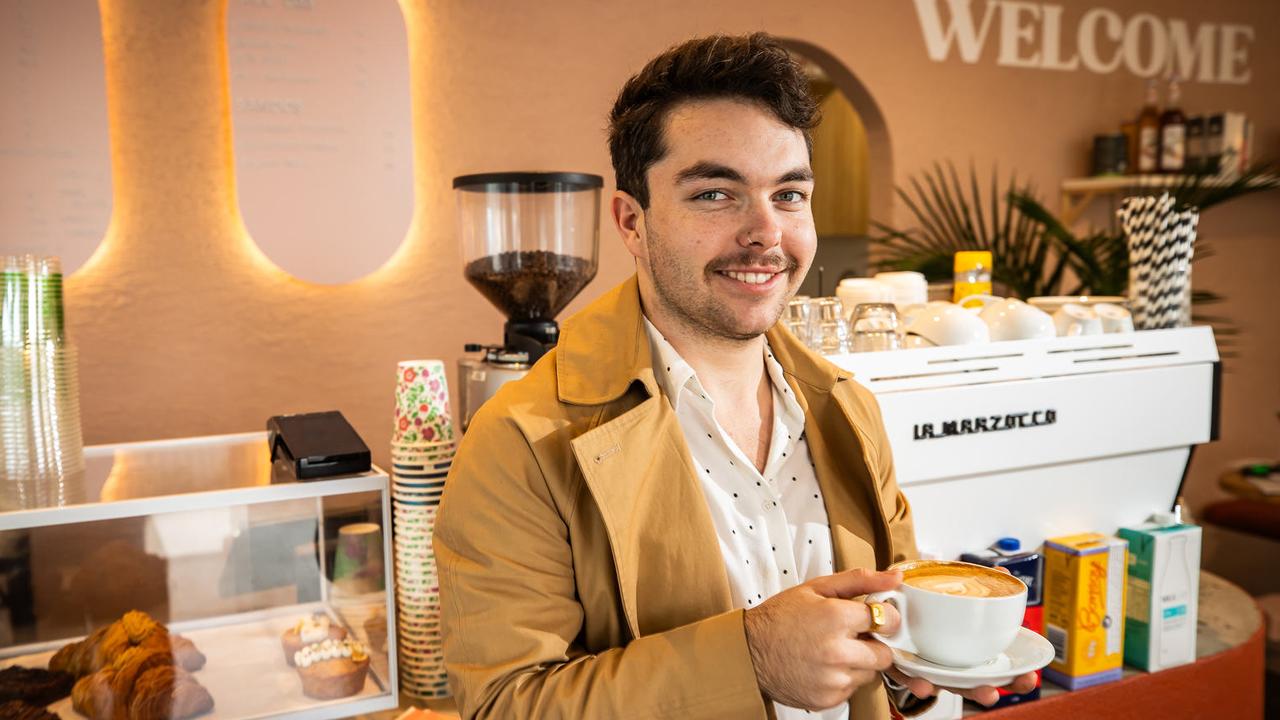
903,569,1023,598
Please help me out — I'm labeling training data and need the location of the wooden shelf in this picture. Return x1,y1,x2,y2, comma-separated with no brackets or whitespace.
1058,174,1278,227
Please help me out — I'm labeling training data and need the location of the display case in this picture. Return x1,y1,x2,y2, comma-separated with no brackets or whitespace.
0,432,398,720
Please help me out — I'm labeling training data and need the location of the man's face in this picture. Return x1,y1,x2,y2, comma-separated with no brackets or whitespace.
632,98,817,342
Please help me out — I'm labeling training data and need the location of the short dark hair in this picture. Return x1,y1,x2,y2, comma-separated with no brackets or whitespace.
608,33,819,209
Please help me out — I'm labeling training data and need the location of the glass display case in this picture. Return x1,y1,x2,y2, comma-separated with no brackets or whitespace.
0,432,398,720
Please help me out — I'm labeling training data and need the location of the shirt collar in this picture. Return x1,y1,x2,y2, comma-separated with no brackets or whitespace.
643,316,700,413
642,316,805,430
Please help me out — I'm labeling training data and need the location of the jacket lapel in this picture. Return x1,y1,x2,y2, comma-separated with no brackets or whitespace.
559,276,733,639
571,396,734,638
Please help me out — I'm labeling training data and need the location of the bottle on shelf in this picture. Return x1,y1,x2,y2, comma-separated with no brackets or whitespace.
1159,75,1187,174
1136,79,1161,174
1120,121,1138,175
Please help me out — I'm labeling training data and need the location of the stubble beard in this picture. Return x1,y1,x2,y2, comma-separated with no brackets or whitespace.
643,218,798,344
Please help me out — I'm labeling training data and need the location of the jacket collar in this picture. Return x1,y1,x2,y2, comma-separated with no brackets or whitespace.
556,275,848,406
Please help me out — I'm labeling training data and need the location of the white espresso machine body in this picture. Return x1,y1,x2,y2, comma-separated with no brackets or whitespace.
827,326,1219,559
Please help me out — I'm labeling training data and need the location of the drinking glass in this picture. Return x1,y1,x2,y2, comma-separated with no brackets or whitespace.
783,296,815,348
850,303,902,353
815,298,850,354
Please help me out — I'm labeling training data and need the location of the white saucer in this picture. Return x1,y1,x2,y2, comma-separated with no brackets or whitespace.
891,627,1054,689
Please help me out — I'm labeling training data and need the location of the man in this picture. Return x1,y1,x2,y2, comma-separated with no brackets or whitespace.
434,33,1035,719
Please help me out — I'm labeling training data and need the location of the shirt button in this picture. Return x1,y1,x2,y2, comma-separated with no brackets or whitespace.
761,500,771,511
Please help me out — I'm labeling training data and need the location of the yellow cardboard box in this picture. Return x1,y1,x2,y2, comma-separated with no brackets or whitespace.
1041,532,1128,690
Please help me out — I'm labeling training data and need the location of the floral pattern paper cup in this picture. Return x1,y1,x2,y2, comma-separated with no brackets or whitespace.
393,360,457,445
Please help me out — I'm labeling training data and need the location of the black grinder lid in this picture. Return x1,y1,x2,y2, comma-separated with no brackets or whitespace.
453,171,603,192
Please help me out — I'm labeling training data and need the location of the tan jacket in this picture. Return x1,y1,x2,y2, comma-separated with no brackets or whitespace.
434,276,918,719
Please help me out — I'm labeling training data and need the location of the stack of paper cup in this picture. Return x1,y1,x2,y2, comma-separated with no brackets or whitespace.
391,360,456,699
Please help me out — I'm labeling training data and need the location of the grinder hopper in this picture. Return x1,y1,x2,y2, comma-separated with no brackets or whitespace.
455,172,601,359
454,171,601,429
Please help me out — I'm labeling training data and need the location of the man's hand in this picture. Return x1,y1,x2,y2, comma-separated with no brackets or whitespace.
743,568,903,710
884,667,1039,707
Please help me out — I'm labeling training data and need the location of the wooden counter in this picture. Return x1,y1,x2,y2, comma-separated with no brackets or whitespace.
968,571,1264,718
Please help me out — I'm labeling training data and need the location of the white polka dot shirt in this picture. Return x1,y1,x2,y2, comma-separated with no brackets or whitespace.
644,318,846,720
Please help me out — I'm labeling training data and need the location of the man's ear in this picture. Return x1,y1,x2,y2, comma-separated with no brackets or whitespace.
611,190,647,263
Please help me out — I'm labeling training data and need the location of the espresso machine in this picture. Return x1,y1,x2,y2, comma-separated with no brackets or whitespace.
826,326,1220,559
453,172,602,431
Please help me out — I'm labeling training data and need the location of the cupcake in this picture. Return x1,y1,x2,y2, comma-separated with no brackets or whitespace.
293,639,369,700
281,614,347,667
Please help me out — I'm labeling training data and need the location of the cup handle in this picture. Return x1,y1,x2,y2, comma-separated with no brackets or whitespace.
866,589,916,655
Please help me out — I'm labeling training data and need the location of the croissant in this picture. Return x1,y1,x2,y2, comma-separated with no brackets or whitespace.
49,612,206,679
50,626,109,678
127,667,213,720
71,648,212,720
70,669,115,720
109,648,175,715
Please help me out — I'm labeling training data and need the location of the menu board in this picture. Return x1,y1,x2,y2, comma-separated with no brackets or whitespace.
227,0,414,285
0,0,112,272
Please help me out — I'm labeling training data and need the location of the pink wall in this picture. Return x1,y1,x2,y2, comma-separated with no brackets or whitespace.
57,0,1280,514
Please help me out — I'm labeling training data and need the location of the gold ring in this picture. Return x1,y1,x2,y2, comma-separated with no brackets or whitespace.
867,601,888,633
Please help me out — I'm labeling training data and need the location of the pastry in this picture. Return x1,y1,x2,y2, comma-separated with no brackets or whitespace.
70,668,114,720
71,649,213,720
281,614,347,667
127,666,213,720
293,639,370,700
108,648,175,709
0,700,59,720
0,666,75,706
49,611,205,678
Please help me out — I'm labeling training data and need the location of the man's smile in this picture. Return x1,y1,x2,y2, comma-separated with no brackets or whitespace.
715,269,787,292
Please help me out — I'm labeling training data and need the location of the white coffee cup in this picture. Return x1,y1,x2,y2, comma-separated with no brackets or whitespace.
977,298,1056,342
900,301,990,347
837,279,893,320
1093,302,1134,333
873,271,928,311
868,560,1028,668
1053,303,1103,337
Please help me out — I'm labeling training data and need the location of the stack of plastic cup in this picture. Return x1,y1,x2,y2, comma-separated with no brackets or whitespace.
1,255,86,510
390,360,456,698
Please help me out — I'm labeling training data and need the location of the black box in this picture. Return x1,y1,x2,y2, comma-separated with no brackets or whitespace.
267,411,371,482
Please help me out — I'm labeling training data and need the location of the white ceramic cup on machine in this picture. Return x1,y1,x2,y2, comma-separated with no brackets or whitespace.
1053,303,1103,336
900,301,990,347
1093,302,1134,333
873,271,928,313
868,560,1028,668
836,279,892,321
961,295,1057,342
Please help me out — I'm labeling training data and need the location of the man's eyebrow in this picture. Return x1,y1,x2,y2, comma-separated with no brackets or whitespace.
776,167,814,184
673,162,747,185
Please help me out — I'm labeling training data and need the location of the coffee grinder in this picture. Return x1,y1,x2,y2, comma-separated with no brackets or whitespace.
454,172,602,431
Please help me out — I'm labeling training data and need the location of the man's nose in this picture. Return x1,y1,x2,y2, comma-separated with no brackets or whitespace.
738,200,783,249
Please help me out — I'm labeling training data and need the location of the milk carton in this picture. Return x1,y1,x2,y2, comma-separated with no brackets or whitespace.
1041,533,1128,690
1116,512,1201,671
961,537,1043,708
